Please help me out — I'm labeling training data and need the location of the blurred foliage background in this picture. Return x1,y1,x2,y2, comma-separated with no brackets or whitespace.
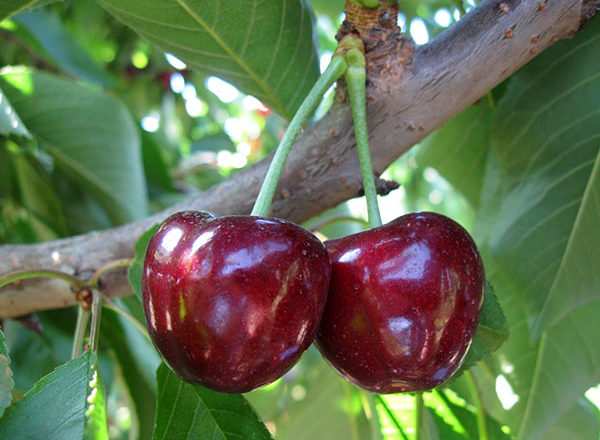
1,0,599,439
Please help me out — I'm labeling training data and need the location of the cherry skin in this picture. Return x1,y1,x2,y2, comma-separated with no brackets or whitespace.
142,211,331,393
315,212,485,393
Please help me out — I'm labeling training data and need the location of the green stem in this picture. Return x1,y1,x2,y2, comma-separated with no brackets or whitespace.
415,393,424,440
0,269,83,290
486,91,496,110
88,289,103,353
308,214,370,232
71,306,90,359
357,390,382,440
342,382,361,440
466,370,489,440
344,49,382,228
88,258,132,288
375,395,410,440
251,55,348,217
103,297,151,343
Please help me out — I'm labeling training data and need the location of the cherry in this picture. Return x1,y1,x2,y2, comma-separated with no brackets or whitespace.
315,212,485,393
142,211,331,393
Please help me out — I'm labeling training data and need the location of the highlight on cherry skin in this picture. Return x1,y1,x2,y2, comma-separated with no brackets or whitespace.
316,212,485,393
141,210,331,393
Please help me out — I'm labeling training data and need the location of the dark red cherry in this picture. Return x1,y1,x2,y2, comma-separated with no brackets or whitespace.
316,212,485,393
142,211,331,393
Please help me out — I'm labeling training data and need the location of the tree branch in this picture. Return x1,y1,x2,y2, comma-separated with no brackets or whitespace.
0,0,596,318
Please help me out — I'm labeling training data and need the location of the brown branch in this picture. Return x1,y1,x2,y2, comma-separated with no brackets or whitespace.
0,0,596,318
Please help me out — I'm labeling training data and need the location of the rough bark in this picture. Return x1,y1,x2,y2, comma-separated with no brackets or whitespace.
0,0,596,318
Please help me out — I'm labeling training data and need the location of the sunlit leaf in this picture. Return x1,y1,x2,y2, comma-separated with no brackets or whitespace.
474,18,600,439
101,306,160,440
419,402,440,440
96,0,319,119
0,68,148,224
0,87,30,137
248,350,376,440
417,99,492,207
542,398,600,440
13,9,115,87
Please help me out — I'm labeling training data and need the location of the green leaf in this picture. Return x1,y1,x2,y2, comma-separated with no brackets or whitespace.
13,10,115,87
476,19,600,335
0,87,30,137
83,358,109,440
0,351,108,439
7,309,74,392
433,390,510,440
101,306,160,440
542,398,600,440
13,152,67,237
0,0,61,22
416,99,492,207
50,169,114,234
419,404,440,440
128,224,159,303
96,0,320,119
154,363,273,440
531,148,600,334
457,283,509,373
0,328,14,417
427,409,469,440
518,301,600,440
0,68,148,224
247,350,376,440
472,18,600,440
141,132,176,193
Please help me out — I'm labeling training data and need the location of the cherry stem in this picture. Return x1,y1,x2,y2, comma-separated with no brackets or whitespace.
308,214,370,232
250,55,348,218
102,297,151,343
374,395,410,440
344,44,383,228
88,258,132,288
466,371,490,440
88,289,103,353
71,305,90,359
0,269,83,290
415,393,424,440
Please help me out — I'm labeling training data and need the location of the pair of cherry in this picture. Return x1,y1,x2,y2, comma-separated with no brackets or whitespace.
142,210,485,394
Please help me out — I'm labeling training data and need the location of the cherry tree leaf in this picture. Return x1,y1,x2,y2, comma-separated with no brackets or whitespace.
102,306,160,440
0,0,61,22
416,99,493,208
128,224,159,303
474,18,600,440
96,0,319,119
0,68,148,224
0,87,30,137
0,351,108,439
0,329,14,417
247,350,377,440
453,283,509,376
154,363,273,440
12,9,115,87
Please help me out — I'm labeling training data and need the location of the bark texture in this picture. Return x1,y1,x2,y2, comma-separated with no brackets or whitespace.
0,0,597,318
